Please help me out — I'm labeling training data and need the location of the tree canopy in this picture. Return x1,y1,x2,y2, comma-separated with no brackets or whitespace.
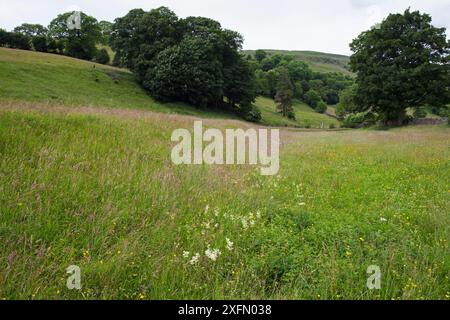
350,9,450,125
48,11,102,60
14,23,48,37
111,7,257,115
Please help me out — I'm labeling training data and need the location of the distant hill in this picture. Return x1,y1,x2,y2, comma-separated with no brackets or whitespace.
244,49,353,75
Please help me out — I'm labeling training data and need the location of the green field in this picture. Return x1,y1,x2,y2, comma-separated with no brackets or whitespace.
0,104,448,299
244,49,353,75
1,47,449,300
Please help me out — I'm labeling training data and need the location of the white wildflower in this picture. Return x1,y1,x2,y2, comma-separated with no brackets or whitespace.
241,217,249,230
182,251,190,259
190,253,200,265
380,217,388,222
299,202,306,206
204,205,209,214
226,238,234,251
205,248,221,261
248,213,256,226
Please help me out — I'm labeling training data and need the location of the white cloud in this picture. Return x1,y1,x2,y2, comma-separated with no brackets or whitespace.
0,0,448,55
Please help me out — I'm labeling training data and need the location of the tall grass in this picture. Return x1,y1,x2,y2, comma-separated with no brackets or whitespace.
1,105,448,300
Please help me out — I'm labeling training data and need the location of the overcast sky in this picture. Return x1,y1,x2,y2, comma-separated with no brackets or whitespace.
0,0,449,55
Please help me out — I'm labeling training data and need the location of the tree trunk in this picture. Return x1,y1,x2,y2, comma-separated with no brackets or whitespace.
386,109,407,126
396,109,406,126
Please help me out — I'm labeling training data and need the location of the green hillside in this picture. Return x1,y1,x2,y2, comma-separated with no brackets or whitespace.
255,97,339,128
0,48,238,119
0,48,338,128
245,49,353,75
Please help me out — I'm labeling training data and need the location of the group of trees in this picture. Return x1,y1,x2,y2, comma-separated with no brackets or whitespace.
0,28,33,50
0,13,113,64
110,7,260,120
251,50,353,117
339,9,450,126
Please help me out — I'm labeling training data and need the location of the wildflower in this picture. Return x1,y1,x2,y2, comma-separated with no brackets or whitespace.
256,210,261,219
204,205,209,214
249,215,255,227
299,202,306,206
226,238,234,251
182,251,190,259
380,217,387,222
205,248,221,261
190,253,200,265
241,218,249,230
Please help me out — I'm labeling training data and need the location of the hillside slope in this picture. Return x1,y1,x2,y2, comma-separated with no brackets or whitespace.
244,49,352,75
0,48,237,119
255,97,339,128
0,48,339,128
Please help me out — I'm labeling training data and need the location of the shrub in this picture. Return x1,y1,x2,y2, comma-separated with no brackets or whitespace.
342,112,376,128
10,33,31,50
316,101,327,114
0,29,9,47
94,48,110,64
0,31,31,50
413,107,427,119
304,90,322,109
236,104,262,123
46,38,58,53
336,84,360,119
32,36,48,52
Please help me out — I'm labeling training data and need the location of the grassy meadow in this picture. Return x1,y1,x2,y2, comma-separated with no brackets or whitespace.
0,102,449,300
0,48,449,300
